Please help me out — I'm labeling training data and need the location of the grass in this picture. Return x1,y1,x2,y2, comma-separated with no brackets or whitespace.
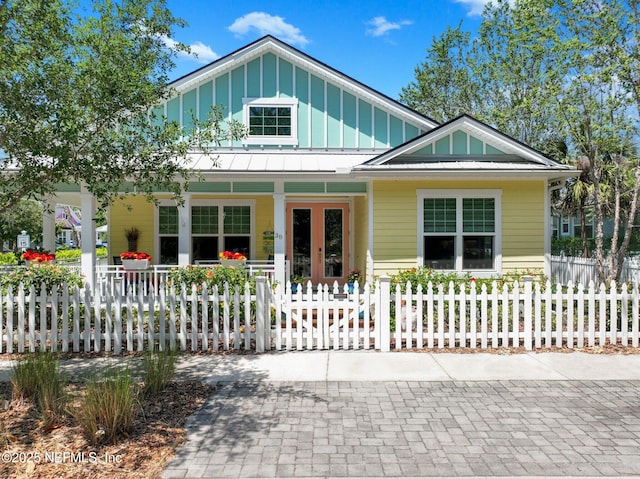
142,347,177,396
11,352,67,426
75,367,140,445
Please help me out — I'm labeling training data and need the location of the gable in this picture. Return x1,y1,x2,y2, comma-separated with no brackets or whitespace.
414,131,506,156
359,115,574,174
161,36,436,150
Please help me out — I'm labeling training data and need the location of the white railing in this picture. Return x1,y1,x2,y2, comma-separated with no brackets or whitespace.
551,255,640,285
1,277,639,354
95,260,288,295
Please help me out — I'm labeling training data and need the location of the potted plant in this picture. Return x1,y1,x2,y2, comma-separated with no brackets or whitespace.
120,251,151,269
347,269,362,293
124,227,139,252
289,274,305,293
219,250,247,268
21,249,55,267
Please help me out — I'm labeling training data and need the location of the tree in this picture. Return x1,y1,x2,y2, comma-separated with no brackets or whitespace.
400,24,482,124
401,0,640,283
0,0,243,215
0,200,43,249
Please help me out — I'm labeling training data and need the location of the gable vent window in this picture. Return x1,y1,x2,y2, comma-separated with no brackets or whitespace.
243,98,298,146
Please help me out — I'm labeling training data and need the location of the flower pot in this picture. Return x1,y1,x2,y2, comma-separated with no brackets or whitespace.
220,259,245,268
121,259,150,270
26,260,54,268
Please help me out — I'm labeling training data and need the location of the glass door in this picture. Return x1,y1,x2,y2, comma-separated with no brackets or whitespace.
287,202,349,284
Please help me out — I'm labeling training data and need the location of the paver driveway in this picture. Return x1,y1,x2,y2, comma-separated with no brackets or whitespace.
163,379,640,478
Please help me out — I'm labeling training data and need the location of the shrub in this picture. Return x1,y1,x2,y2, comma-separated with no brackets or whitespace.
389,266,548,294
168,264,255,292
390,266,469,293
0,252,18,265
0,263,83,293
54,247,107,261
76,368,139,445
142,348,177,396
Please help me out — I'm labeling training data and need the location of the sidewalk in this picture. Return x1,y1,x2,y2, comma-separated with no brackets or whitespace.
2,350,640,383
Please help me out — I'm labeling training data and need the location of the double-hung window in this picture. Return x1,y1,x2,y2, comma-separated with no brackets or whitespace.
156,202,253,264
419,190,501,272
191,203,252,262
243,98,298,146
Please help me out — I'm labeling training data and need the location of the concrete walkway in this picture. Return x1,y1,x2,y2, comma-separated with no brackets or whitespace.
3,351,640,478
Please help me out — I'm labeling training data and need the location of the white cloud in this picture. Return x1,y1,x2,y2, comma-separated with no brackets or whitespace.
453,0,514,17
228,12,309,47
161,35,219,64
366,16,412,37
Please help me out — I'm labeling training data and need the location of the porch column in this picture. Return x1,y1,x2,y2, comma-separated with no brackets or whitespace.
178,194,191,266
80,190,96,290
367,180,375,283
42,199,56,253
273,191,286,285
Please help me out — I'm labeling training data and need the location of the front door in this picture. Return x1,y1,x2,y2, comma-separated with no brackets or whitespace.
287,202,349,284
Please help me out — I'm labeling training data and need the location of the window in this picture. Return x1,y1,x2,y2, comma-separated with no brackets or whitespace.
419,191,501,272
158,206,178,264
243,98,298,145
156,202,254,265
191,204,252,262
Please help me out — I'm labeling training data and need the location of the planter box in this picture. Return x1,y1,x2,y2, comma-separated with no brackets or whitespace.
26,260,54,268
121,259,150,270
220,259,246,268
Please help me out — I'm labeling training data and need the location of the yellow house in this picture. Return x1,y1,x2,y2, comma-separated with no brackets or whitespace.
51,36,576,287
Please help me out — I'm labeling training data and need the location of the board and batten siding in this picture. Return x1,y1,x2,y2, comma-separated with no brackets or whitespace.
371,180,547,276
161,52,424,149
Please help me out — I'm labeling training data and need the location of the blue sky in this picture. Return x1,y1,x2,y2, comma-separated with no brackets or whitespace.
165,0,493,99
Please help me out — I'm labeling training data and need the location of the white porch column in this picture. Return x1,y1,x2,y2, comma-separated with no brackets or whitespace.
42,200,56,253
367,180,375,283
80,190,96,290
178,194,191,266
273,189,286,286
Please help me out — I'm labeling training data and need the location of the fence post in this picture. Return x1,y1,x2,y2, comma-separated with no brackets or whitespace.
523,276,533,350
379,276,391,352
256,276,266,353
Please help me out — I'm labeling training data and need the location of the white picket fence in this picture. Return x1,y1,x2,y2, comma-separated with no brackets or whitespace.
1,277,639,354
551,254,640,285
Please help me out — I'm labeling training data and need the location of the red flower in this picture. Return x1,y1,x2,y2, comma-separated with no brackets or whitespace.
120,252,151,260
219,251,247,260
21,249,55,262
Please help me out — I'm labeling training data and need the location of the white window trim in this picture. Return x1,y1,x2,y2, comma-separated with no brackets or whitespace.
242,97,299,146
417,189,502,276
156,200,256,262
191,199,256,259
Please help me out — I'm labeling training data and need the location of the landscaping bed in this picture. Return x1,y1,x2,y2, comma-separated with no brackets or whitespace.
0,380,213,478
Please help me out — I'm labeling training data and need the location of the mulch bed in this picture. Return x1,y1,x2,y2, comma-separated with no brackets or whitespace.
0,380,214,479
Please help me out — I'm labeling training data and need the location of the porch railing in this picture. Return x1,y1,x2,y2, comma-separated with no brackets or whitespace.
95,260,289,295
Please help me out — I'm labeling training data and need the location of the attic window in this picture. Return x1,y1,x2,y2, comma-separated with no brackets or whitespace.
243,98,298,146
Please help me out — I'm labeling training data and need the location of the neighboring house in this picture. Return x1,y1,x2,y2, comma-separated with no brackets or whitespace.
55,204,82,248
51,36,577,286
551,214,614,240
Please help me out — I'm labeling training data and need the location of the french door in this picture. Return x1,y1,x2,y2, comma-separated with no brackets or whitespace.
287,202,349,284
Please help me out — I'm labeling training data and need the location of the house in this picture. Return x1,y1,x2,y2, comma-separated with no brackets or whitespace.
49,36,577,287
55,204,82,248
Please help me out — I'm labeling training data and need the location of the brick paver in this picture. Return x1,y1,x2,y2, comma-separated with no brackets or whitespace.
163,380,640,478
